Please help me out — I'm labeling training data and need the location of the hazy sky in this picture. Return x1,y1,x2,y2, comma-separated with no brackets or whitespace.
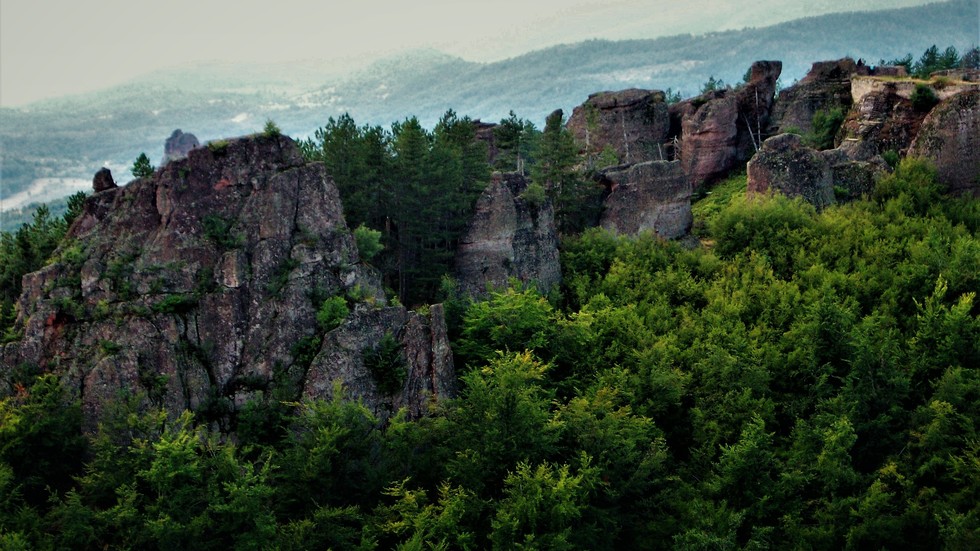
0,0,937,106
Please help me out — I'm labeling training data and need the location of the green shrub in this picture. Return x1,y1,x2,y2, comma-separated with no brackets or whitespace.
910,84,939,112
363,332,407,395
353,224,383,262
520,182,548,208
266,257,299,296
208,140,229,154
263,120,282,137
151,294,197,314
804,107,845,150
202,214,243,250
317,296,349,332
882,150,901,170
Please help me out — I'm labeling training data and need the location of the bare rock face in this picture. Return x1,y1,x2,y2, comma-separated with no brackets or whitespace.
92,168,116,192
163,129,200,164
1,134,455,426
771,58,858,135
303,304,455,418
455,173,561,297
748,133,886,207
567,89,670,164
909,90,980,196
598,161,692,238
679,61,782,189
838,85,928,161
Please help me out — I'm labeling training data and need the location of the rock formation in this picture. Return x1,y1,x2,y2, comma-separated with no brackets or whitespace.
597,161,692,238
567,89,670,164
1,134,455,426
678,61,782,189
92,167,116,192
163,129,200,164
455,173,561,297
837,84,927,161
771,58,858,136
909,90,980,196
473,120,500,166
748,133,885,207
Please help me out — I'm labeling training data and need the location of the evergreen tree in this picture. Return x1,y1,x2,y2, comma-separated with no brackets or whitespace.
131,153,154,179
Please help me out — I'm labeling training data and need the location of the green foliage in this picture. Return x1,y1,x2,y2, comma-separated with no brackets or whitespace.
363,332,407,395
266,257,299,297
700,75,727,94
207,139,229,154
131,152,155,179
352,224,382,262
532,109,597,234
316,296,348,332
910,83,940,112
262,119,281,137
151,293,198,314
455,285,558,369
202,214,243,250
305,110,489,305
519,181,547,208
804,107,845,150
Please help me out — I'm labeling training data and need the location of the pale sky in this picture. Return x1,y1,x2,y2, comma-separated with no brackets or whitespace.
0,0,937,107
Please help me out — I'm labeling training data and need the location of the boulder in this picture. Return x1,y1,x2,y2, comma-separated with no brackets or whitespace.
567,89,670,164
1,134,456,427
92,167,116,192
747,133,834,207
455,173,561,297
679,61,782,189
163,129,200,164
771,58,858,135
598,160,692,238
748,133,887,206
909,90,980,196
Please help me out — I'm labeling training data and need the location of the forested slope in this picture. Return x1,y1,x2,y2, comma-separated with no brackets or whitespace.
2,158,978,549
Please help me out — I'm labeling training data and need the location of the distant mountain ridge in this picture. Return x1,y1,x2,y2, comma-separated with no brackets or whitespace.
0,0,976,220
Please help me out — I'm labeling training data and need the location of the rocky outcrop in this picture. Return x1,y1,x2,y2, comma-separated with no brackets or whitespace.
748,133,885,207
909,90,980,196
455,173,560,297
473,120,499,166
678,61,782,189
92,167,116,192
771,58,858,135
598,161,691,238
1,134,455,426
838,84,927,161
163,129,200,164
567,89,670,164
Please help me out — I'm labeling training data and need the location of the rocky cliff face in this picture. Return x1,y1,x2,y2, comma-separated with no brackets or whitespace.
1,134,455,425
771,58,858,136
909,90,980,196
598,161,692,238
678,61,782,189
454,173,561,297
838,85,926,161
567,89,670,164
